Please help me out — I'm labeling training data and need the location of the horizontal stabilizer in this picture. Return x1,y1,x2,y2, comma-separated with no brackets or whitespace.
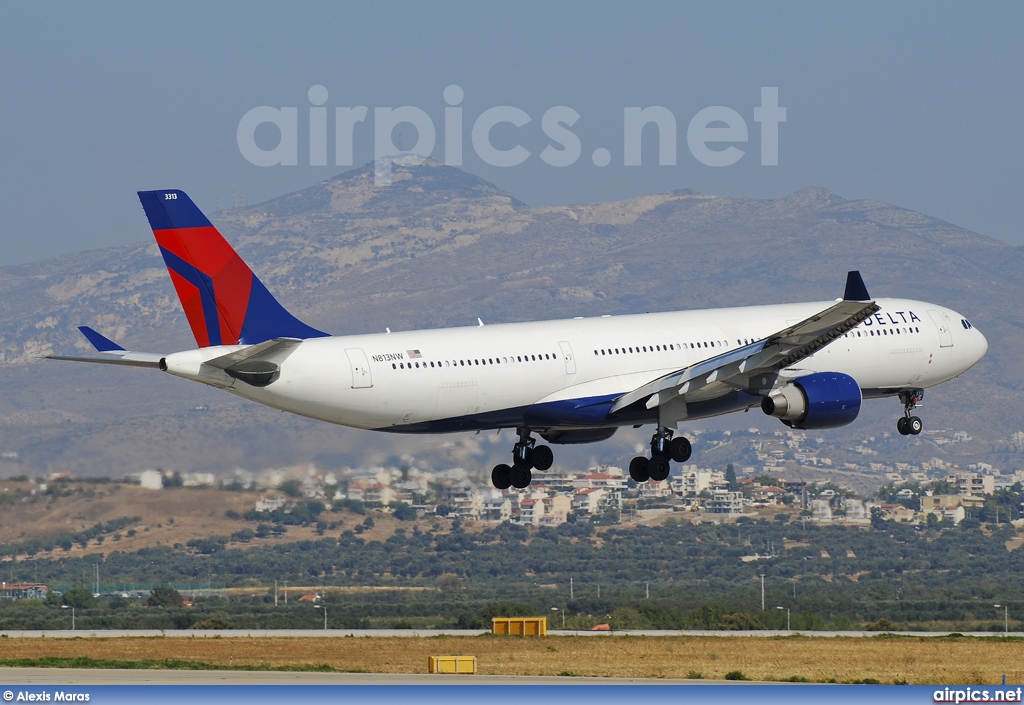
45,353,162,368
45,327,164,368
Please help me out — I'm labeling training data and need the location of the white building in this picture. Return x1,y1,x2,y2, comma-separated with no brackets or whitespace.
709,490,744,515
946,472,995,496
138,469,163,490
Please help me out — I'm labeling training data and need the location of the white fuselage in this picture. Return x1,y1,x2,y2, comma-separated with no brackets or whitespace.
162,297,987,434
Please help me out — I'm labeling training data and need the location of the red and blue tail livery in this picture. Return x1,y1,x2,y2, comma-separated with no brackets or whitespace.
137,190,326,347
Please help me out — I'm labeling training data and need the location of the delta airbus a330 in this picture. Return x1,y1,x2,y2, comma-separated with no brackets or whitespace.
49,190,988,490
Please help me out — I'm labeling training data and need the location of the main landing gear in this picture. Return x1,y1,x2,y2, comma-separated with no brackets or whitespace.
628,427,692,483
491,428,554,490
896,389,924,436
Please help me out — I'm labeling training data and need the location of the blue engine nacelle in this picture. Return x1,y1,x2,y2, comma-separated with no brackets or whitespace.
761,372,862,429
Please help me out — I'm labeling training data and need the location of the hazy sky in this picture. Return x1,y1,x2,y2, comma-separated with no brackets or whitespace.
1,1,1021,266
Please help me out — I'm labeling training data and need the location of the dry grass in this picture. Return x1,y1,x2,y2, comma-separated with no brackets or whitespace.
0,483,430,559
2,635,1021,683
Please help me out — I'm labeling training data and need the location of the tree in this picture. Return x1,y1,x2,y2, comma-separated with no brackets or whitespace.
148,585,183,608
62,587,96,609
725,464,738,491
278,479,303,498
392,504,417,521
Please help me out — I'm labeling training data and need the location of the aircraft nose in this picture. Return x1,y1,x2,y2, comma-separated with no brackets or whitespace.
974,327,989,363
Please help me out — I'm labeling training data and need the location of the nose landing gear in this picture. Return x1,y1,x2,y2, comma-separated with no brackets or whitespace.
491,428,554,489
629,427,692,483
896,390,924,436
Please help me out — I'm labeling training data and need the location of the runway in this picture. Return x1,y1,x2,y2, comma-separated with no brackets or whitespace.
0,628,1015,638
0,667,714,685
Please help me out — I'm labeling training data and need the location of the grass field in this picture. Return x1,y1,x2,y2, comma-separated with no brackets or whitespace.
1,635,1021,683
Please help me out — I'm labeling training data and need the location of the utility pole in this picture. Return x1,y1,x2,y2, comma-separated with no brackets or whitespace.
761,574,765,611
570,577,574,600
274,579,278,607
645,582,649,599
995,605,1008,634
284,581,288,604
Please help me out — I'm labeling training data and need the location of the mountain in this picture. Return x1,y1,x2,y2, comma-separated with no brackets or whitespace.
0,161,1020,487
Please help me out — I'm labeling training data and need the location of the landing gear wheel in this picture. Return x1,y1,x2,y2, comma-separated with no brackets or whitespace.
897,417,910,436
532,445,554,471
629,456,650,483
510,464,532,489
669,436,692,463
491,464,512,490
908,416,923,435
648,456,671,482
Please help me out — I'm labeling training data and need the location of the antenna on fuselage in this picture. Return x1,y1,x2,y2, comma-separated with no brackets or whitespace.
477,318,484,327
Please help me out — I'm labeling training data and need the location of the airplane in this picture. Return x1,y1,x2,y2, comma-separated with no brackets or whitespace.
49,189,988,490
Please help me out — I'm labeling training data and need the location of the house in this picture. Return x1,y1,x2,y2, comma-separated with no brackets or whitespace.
573,472,626,491
138,469,163,490
946,472,995,496
751,486,785,505
445,482,483,519
363,484,396,506
573,488,607,514
639,479,672,498
709,490,744,515
920,494,985,512
879,503,917,522
518,498,543,525
811,499,832,522
540,495,573,525
255,496,287,512
481,496,512,523
0,583,51,600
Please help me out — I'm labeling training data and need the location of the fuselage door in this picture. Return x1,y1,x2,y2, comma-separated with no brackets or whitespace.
345,348,373,388
559,340,577,375
927,310,953,348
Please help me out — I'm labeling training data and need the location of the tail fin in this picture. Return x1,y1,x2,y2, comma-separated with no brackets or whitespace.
137,189,327,347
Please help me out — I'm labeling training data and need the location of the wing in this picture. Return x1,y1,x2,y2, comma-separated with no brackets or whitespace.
610,272,880,415
45,326,164,368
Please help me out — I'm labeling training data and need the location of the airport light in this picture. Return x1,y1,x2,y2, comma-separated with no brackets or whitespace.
776,606,790,631
994,605,1008,634
315,603,327,631
551,606,564,629
61,604,75,630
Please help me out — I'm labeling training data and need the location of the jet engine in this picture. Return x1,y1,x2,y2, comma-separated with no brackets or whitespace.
761,372,861,429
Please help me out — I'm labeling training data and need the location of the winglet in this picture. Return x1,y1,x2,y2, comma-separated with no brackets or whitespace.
843,271,871,301
78,326,125,352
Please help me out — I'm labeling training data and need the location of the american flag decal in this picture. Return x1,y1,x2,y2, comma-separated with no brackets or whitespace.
407,349,423,358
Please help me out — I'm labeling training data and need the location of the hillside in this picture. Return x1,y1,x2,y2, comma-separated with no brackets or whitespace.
0,161,1020,483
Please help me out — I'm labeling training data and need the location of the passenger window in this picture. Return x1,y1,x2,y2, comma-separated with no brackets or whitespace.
392,363,397,369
